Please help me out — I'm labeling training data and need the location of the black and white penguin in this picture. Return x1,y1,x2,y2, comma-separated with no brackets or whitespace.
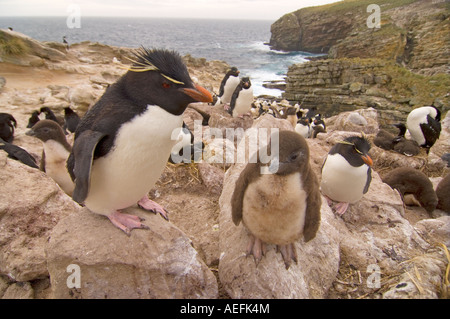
169,122,204,164
63,106,81,133
406,106,441,152
0,113,17,143
27,110,41,128
26,119,74,196
294,117,311,139
216,66,240,106
231,131,321,269
40,107,65,127
311,114,326,138
63,36,69,50
67,48,212,235
228,77,253,118
382,167,438,214
321,135,373,215
0,137,38,169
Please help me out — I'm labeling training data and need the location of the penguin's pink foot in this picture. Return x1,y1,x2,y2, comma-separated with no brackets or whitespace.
334,202,350,215
223,103,231,111
107,211,149,236
277,243,298,269
138,196,169,220
246,234,266,266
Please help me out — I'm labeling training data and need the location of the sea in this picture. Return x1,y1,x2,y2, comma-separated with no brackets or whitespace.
0,17,319,97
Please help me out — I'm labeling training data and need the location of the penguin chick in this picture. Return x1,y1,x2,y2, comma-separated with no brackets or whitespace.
382,167,438,214
63,107,81,133
216,66,240,106
0,137,38,169
228,77,253,118
27,110,41,128
374,129,395,150
26,120,74,196
436,174,450,213
67,48,212,235
0,113,17,143
392,123,420,156
406,106,441,153
321,135,373,215
231,131,321,269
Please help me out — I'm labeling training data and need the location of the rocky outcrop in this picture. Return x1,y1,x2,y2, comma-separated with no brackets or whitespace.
282,58,449,126
270,0,449,76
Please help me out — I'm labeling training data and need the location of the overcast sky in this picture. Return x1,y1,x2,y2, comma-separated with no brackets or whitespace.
0,0,339,20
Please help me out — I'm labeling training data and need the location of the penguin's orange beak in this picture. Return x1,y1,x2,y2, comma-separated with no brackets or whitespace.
361,154,373,167
181,84,213,103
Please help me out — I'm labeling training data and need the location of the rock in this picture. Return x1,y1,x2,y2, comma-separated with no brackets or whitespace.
46,207,218,299
2,282,34,299
68,84,100,110
415,216,450,247
430,110,450,159
0,76,5,90
208,105,254,140
349,82,363,93
326,108,378,134
197,162,224,196
0,152,81,282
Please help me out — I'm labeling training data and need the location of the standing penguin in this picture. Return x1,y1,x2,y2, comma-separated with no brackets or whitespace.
26,120,74,196
63,107,81,133
406,106,441,153
321,135,373,215
231,131,321,269
228,77,253,118
295,117,311,139
27,110,41,128
311,114,326,138
216,66,240,106
67,48,212,235
0,113,17,143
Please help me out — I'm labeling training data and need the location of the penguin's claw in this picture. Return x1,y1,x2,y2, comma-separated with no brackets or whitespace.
277,243,298,269
334,202,350,216
138,196,169,221
107,211,149,236
246,235,266,266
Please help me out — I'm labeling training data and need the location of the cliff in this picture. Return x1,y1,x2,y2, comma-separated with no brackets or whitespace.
270,0,449,75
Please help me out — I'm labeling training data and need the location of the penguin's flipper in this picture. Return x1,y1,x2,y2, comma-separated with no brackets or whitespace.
420,115,441,147
303,171,321,242
231,162,259,225
70,130,106,204
228,87,240,116
363,167,372,194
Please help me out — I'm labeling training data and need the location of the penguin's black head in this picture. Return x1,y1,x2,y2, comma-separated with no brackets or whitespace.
241,77,251,89
123,48,212,116
267,131,310,175
26,119,65,143
64,107,74,115
0,113,17,128
298,117,310,125
228,67,240,77
393,123,407,137
332,135,373,167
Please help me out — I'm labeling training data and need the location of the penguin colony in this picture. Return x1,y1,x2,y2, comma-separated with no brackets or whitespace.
1,50,447,270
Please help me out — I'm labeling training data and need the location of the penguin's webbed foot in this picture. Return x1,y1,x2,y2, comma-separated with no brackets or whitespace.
277,243,298,270
107,211,149,236
138,196,169,221
246,234,266,266
334,202,350,216
223,103,230,111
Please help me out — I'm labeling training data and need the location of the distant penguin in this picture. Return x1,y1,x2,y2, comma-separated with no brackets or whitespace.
306,107,318,122
406,106,441,153
63,36,69,50
285,107,298,128
63,107,81,133
321,135,373,215
295,117,311,139
66,48,212,235
436,174,450,213
169,122,203,164
228,77,253,118
216,67,240,105
0,138,38,169
311,115,326,138
231,131,321,268
26,120,75,196
40,107,65,127
0,113,17,143
392,123,420,156
382,167,438,214
27,110,41,128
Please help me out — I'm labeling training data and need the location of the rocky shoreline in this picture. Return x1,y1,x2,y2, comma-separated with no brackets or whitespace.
0,27,449,299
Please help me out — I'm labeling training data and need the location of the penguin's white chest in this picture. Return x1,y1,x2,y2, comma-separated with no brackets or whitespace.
242,172,307,245
43,140,74,196
85,105,182,215
320,153,369,203
221,76,240,104
232,88,253,117
295,123,310,138
406,107,435,146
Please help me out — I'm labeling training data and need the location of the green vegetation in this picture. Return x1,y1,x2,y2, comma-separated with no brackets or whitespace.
305,0,419,13
0,33,28,56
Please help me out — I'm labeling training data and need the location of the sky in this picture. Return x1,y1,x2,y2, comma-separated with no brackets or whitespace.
0,0,340,20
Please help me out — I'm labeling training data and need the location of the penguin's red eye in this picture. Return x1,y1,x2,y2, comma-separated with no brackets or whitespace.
162,82,171,89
